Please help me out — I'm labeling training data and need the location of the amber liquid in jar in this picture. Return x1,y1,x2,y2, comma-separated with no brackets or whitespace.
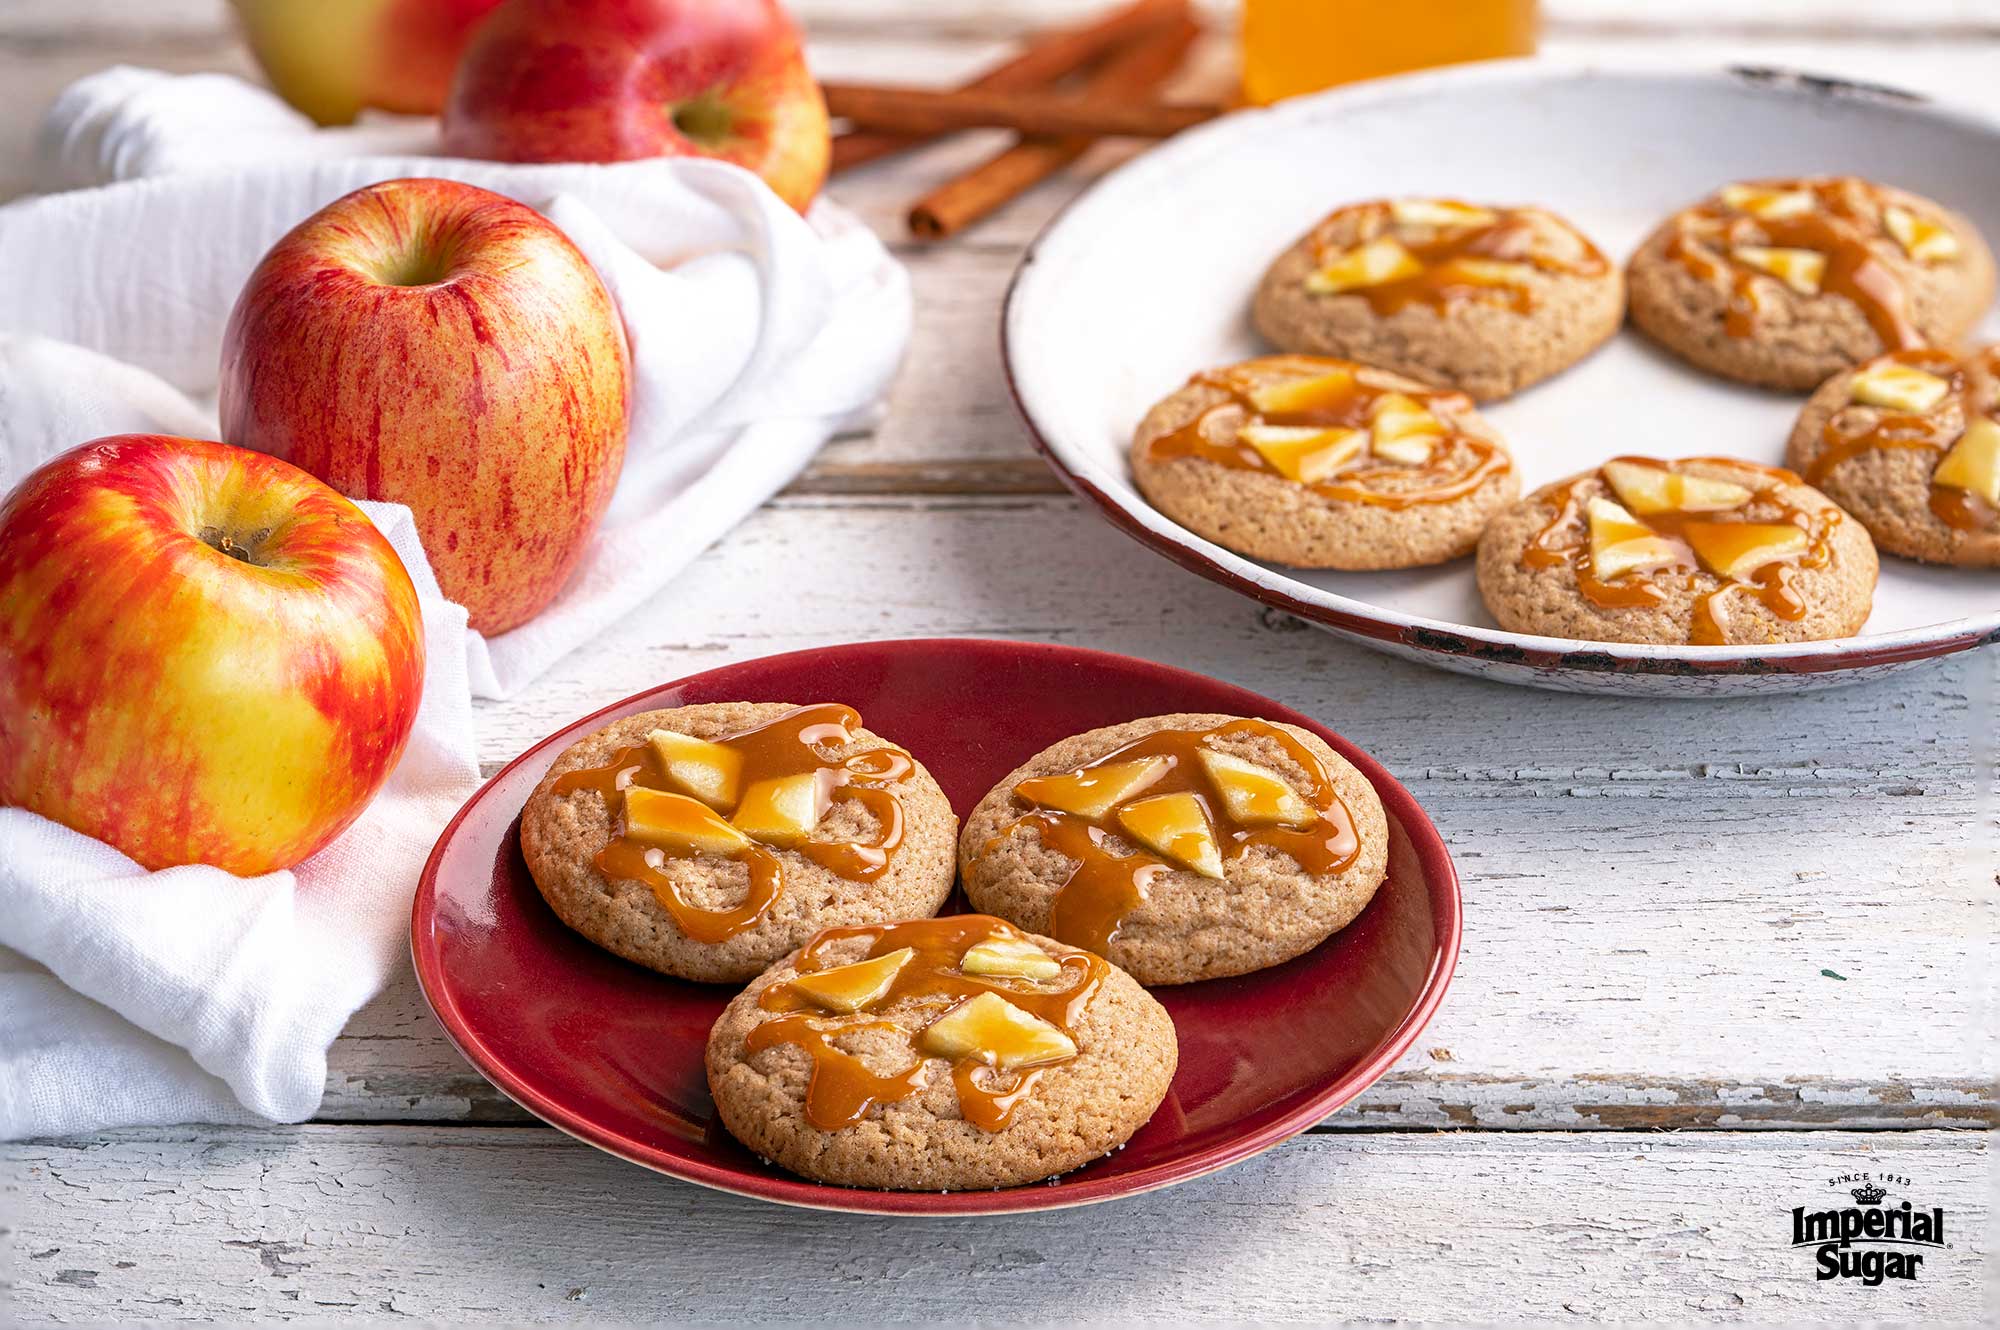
1241,0,1540,105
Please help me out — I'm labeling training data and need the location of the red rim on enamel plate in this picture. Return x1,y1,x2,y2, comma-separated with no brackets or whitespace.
411,639,1460,1215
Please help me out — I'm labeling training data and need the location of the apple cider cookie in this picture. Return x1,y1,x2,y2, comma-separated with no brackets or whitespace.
1784,346,2000,566
1476,456,1880,645
1130,355,1520,569
958,713,1390,986
520,702,956,983
1627,177,1995,392
1252,198,1623,400
706,914,1176,1191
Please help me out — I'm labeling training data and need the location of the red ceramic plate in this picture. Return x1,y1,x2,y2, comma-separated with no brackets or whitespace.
411,639,1460,1215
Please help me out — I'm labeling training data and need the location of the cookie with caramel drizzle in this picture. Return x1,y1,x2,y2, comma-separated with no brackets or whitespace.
521,702,957,983
1786,345,2000,567
1476,457,1881,646
706,915,1177,1191
1253,198,1623,399
1131,355,1520,570
958,712,1389,986
1629,176,1995,392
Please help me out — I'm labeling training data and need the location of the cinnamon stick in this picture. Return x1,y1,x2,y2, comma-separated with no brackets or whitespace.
830,0,1189,173
824,83,1217,141
907,16,1199,240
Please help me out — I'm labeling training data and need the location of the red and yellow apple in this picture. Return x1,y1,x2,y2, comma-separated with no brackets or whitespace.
441,0,830,212
219,177,631,635
229,0,507,125
0,434,425,876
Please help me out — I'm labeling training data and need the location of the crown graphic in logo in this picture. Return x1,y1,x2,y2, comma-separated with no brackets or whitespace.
1850,1183,1888,1205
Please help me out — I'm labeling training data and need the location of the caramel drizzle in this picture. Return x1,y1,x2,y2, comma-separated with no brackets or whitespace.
750,915,1108,1133
1666,178,1922,348
976,719,1361,956
552,704,914,944
1806,347,1999,533
1143,356,1511,510
1525,456,1837,646
1310,200,1610,314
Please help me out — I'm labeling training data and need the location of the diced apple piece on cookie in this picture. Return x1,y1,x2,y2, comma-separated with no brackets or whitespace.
960,935,1064,981
1601,460,1752,516
1586,497,1683,580
788,947,914,1013
1371,435,1435,466
1731,246,1826,295
1719,184,1817,220
646,729,743,811
1434,256,1533,286
1116,792,1225,879
1015,757,1168,821
1682,521,1809,580
1238,424,1364,483
1849,361,1951,413
1883,205,1960,263
1306,237,1423,294
624,787,753,856
731,773,827,847
1249,368,1357,417
1196,749,1316,829
1932,417,2000,507
1368,392,1444,465
923,992,1076,1070
1389,198,1496,230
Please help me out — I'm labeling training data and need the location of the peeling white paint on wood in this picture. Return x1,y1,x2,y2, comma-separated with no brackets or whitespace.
322,965,1999,1131
7,1129,1987,1323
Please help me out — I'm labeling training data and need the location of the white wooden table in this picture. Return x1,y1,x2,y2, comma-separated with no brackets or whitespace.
5,2,1994,1322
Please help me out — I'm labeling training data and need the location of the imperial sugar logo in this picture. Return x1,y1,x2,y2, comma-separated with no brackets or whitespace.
1790,1172,1947,1286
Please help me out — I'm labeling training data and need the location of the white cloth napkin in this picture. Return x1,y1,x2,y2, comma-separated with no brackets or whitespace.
0,68,911,1139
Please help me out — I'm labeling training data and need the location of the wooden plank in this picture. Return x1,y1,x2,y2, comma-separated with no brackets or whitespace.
322,971,1997,1130
6,1127,1986,1322
458,492,1987,784
794,457,1062,495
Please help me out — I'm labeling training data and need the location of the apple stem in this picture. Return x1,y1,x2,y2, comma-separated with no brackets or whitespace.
670,94,736,149
199,525,262,565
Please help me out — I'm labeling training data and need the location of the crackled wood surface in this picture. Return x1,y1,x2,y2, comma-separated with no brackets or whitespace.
3,1,1996,1323
10,1130,1989,1322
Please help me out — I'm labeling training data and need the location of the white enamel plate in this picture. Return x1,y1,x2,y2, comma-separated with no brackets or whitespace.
1003,62,2000,696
